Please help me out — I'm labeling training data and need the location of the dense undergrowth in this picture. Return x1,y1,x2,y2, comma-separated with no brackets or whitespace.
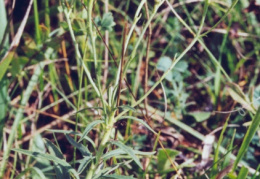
0,0,260,178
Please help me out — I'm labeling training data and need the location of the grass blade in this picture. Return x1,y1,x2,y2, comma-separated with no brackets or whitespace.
212,115,230,177
237,166,249,179
232,107,260,172
0,0,8,47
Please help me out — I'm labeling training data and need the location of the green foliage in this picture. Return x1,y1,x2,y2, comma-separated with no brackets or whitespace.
188,111,211,122
94,12,116,32
232,108,260,172
79,120,104,142
12,148,79,179
157,148,179,172
109,140,143,169
0,0,258,178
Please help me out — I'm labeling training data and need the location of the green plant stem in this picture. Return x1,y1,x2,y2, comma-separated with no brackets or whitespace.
128,1,164,66
116,36,199,120
73,66,84,167
124,0,146,53
62,3,100,98
44,0,50,35
85,111,116,179
87,0,107,114
33,0,41,45
212,115,230,177
117,0,210,120
166,0,234,82
123,1,164,81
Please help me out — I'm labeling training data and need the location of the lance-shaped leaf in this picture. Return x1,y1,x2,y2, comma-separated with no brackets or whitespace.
102,148,156,161
12,148,79,179
77,156,93,174
79,120,104,142
110,140,143,169
44,139,70,179
48,129,96,150
226,82,256,114
65,134,91,156
15,167,46,179
101,174,136,179
116,105,136,112
93,160,133,179
232,108,260,172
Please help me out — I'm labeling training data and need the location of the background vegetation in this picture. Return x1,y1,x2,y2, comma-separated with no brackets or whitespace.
0,0,259,178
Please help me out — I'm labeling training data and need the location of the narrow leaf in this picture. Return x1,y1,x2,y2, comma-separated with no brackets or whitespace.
101,174,136,179
12,148,79,179
232,107,260,171
44,139,70,179
15,167,46,179
237,166,248,179
110,140,143,169
227,82,256,114
102,148,156,161
93,160,134,179
65,134,91,156
77,156,93,174
117,105,136,112
48,129,96,149
79,120,104,142
44,139,64,159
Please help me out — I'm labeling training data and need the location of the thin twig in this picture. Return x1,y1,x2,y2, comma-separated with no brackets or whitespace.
110,22,128,166
103,0,109,90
